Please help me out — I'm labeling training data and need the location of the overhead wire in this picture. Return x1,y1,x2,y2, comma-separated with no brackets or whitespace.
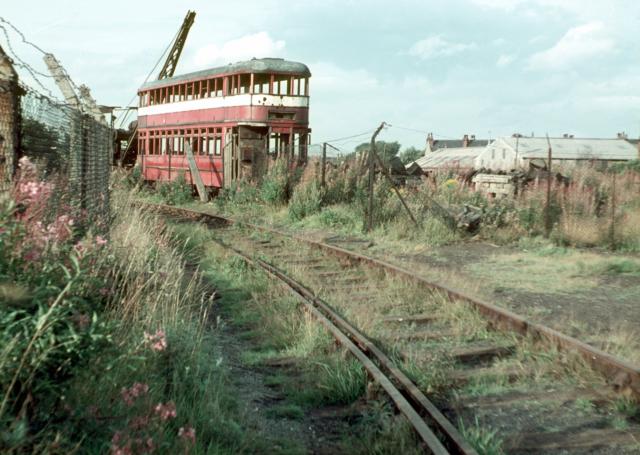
386,123,457,140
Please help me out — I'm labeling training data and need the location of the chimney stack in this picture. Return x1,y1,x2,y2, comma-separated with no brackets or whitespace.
617,132,628,139
427,133,434,151
463,134,469,148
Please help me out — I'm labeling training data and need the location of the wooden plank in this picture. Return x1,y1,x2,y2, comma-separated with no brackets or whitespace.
449,344,515,364
381,314,439,324
184,142,208,202
508,427,640,452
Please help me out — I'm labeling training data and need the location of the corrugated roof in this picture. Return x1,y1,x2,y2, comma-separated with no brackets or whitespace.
498,137,637,160
141,58,311,90
411,146,485,170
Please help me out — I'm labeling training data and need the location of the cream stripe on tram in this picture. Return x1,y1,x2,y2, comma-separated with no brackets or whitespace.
139,94,309,117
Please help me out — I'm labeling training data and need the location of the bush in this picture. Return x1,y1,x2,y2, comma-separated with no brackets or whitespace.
157,172,193,206
1,160,114,451
289,180,323,221
260,158,290,206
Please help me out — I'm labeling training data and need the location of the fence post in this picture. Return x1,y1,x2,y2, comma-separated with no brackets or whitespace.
609,171,617,249
365,122,386,232
544,134,553,238
321,142,327,188
0,45,20,191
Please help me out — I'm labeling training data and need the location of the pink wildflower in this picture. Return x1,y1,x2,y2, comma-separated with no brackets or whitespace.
154,401,177,421
178,425,196,444
72,313,91,330
74,242,86,257
144,329,167,352
145,437,155,453
95,235,107,246
120,382,149,406
24,249,41,262
129,415,150,430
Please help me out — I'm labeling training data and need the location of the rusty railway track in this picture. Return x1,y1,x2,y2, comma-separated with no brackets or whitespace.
149,203,640,453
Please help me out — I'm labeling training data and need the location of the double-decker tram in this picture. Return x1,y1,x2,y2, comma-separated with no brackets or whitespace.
136,58,311,189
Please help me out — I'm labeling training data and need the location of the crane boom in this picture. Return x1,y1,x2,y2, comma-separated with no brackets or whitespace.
157,10,196,80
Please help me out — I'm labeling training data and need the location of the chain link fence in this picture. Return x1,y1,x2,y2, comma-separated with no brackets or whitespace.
19,89,112,228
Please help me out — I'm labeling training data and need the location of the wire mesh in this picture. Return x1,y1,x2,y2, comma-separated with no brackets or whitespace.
19,88,112,231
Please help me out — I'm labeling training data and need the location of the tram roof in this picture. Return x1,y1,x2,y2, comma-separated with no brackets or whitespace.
140,58,311,90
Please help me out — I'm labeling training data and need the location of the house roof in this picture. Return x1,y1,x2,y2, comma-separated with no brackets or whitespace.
430,139,489,150
495,137,638,161
411,146,486,170
141,58,311,90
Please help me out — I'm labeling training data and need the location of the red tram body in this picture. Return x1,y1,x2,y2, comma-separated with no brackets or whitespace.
136,58,311,188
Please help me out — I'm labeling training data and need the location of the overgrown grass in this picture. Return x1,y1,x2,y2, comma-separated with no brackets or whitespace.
168,222,424,452
459,417,505,455
0,163,268,453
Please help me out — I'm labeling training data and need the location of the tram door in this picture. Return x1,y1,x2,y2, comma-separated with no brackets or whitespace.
223,128,239,188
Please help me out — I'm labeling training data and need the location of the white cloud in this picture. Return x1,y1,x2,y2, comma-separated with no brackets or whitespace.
527,22,614,70
408,36,477,60
496,54,515,67
310,62,378,92
193,32,285,67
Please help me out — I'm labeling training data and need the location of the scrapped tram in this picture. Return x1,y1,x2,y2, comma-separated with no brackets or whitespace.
136,58,311,188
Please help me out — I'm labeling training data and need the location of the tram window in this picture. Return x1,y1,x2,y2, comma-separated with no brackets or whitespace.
186,84,193,101
200,136,207,155
299,78,306,96
161,137,167,155
293,78,299,96
239,74,251,94
277,78,288,95
215,78,222,97
253,74,269,94
215,137,222,156
231,76,238,95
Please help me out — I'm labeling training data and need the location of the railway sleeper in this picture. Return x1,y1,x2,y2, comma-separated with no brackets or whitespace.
507,426,640,453
383,328,458,343
400,343,515,366
381,314,440,325
459,387,616,410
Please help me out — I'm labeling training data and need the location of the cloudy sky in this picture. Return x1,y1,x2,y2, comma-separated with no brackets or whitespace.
2,0,639,151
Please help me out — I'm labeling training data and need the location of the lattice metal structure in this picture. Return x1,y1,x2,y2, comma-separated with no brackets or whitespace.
19,88,112,229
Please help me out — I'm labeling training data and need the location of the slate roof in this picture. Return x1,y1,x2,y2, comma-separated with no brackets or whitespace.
141,58,311,90
429,139,490,150
497,137,638,161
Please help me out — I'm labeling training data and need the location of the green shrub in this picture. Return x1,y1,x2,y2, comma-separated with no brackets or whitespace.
260,159,290,206
157,172,193,206
289,180,323,221
316,358,367,405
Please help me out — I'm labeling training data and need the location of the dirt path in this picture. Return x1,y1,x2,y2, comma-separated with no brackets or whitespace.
215,315,364,454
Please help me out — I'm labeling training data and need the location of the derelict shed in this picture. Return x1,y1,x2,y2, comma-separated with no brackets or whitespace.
409,146,486,174
475,137,639,172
